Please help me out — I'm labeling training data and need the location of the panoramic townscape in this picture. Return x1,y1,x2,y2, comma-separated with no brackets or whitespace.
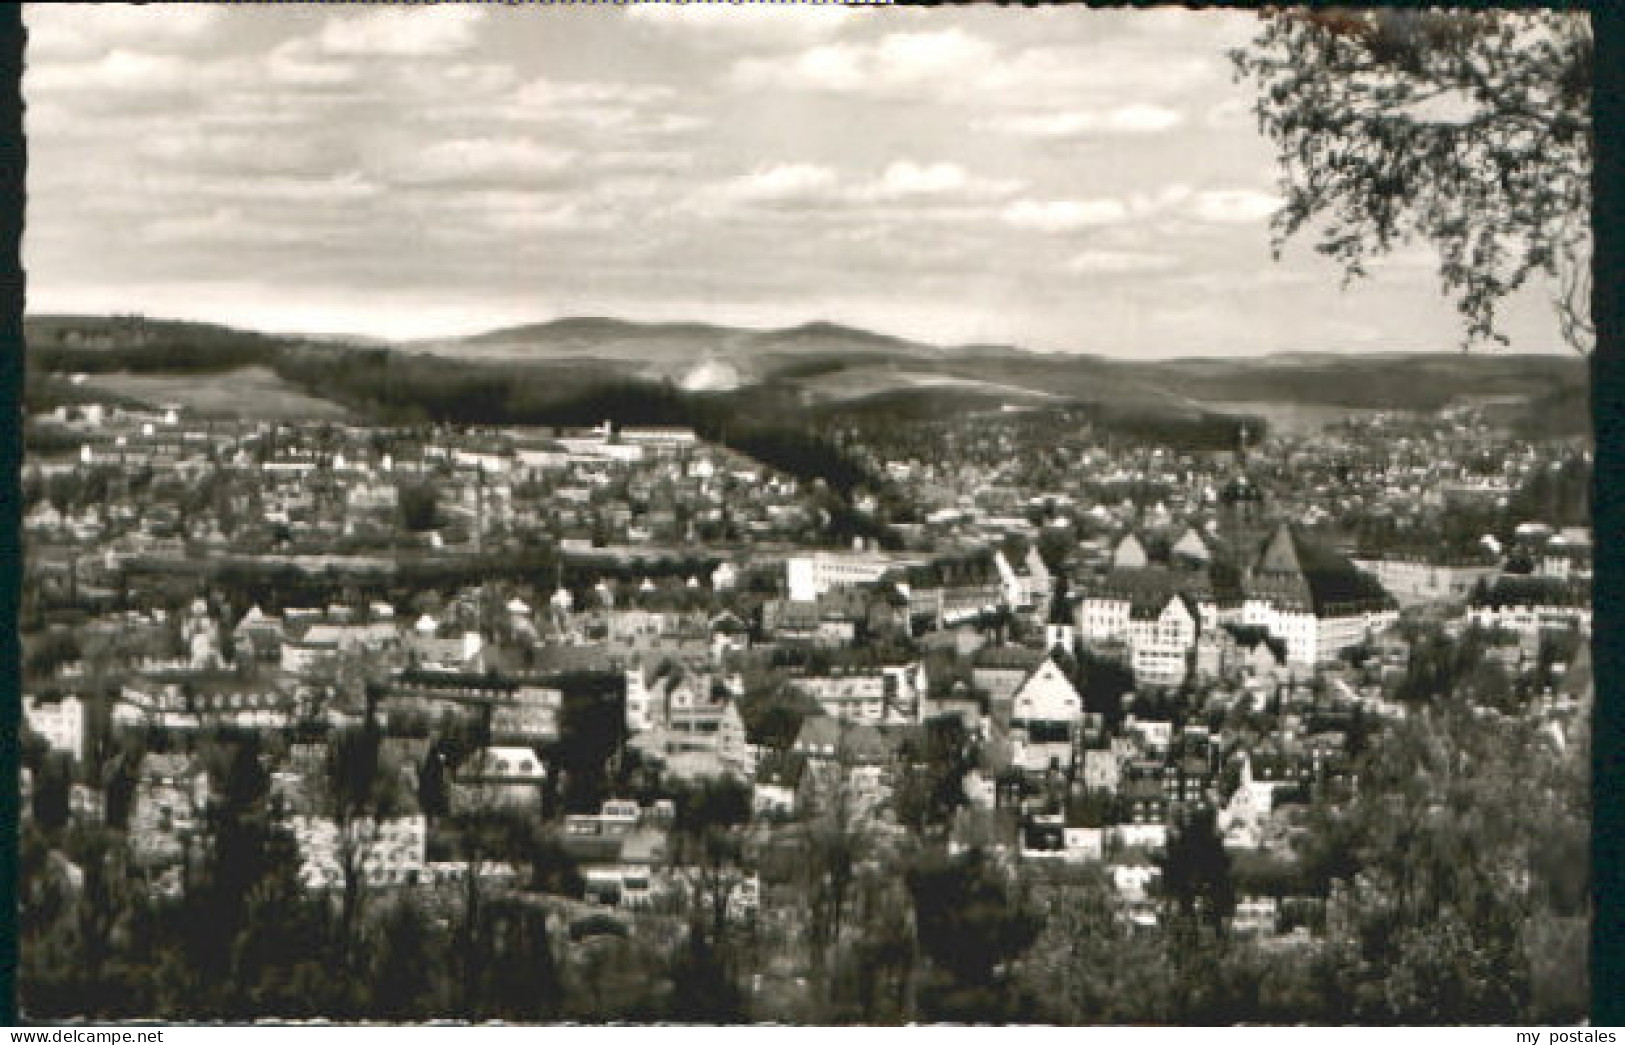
15,3,1594,1027
17,315,1592,1022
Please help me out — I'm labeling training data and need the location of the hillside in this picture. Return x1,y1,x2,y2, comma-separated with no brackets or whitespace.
21,314,1589,433
410,317,950,391
1134,352,1586,413
26,315,295,373
80,366,352,421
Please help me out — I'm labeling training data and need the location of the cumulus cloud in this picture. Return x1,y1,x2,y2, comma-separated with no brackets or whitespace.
318,6,486,58
143,207,315,247
413,61,520,99
861,162,1021,201
1188,189,1281,224
93,169,383,207
1102,103,1185,133
734,27,996,93
718,164,841,204
27,5,1550,357
403,138,576,185
432,183,669,236
877,161,970,197
733,43,858,92
1001,199,1129,233
1066,250,1179,274
26,5,223,60
485,200,613,234
594,149,698,174
266,38,358,88
132,124,335,174
1127,184,1194,217
983,46,1219,101
731,24,1228,134
240,172,384,205
997,104,1184,138
515,77,676,109
875,28,995,82
28,49,208,95
1203,97,1252,129
625,3,852,44
705,160,1020,214
500,77,689,133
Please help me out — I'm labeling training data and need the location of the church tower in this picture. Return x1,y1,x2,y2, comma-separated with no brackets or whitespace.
1216,424,1270,581
1044,576,1076,655
1218,472,1267,556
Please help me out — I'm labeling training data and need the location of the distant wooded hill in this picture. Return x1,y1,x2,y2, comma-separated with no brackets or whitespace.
24,313,1589,442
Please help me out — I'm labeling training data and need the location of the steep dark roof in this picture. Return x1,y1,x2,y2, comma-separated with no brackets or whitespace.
1244,525,1395,616
1088,567,1214,611
1256,525,1304,577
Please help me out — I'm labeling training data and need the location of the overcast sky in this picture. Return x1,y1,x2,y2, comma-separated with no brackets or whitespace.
22,3,1572,357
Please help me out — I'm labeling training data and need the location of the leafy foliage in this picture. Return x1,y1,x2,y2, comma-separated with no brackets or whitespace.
397,482,440,533
1309,697,1589,1022
667,924,745,1023
547,673,627,814
907,848,1041,1021
893,715,976,835
1234,10,1592,350
1155,805,1236,938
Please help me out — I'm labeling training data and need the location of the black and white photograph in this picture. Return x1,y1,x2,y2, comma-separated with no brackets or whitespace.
12,2,1596,1025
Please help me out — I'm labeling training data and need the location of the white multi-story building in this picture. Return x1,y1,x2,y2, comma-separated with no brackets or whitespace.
785,551,899,602
1009,656,1084,774
797,673,888,724
995,544,1052,612
619,426,699,450
1077,577,1214,685
1228,597,1396,668
1466,575,1592,639
795,663,921,725
1226,525,1398,666
1232,599,1318,666
1077,593,1132,643
1126,595,1199,687
23,694,85,761
626,664,712,734
280,636,339,677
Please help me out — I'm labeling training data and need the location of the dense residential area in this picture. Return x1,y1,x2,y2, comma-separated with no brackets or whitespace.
17,391,1592,1023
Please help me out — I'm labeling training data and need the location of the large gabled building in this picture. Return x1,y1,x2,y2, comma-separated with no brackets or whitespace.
1077,465,1396,670
1074,533,1217,685
1223,522,1398,666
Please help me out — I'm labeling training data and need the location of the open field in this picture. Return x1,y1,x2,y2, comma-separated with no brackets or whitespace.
1197,400,1396,437
799,363,1063,403
81,365,350,420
